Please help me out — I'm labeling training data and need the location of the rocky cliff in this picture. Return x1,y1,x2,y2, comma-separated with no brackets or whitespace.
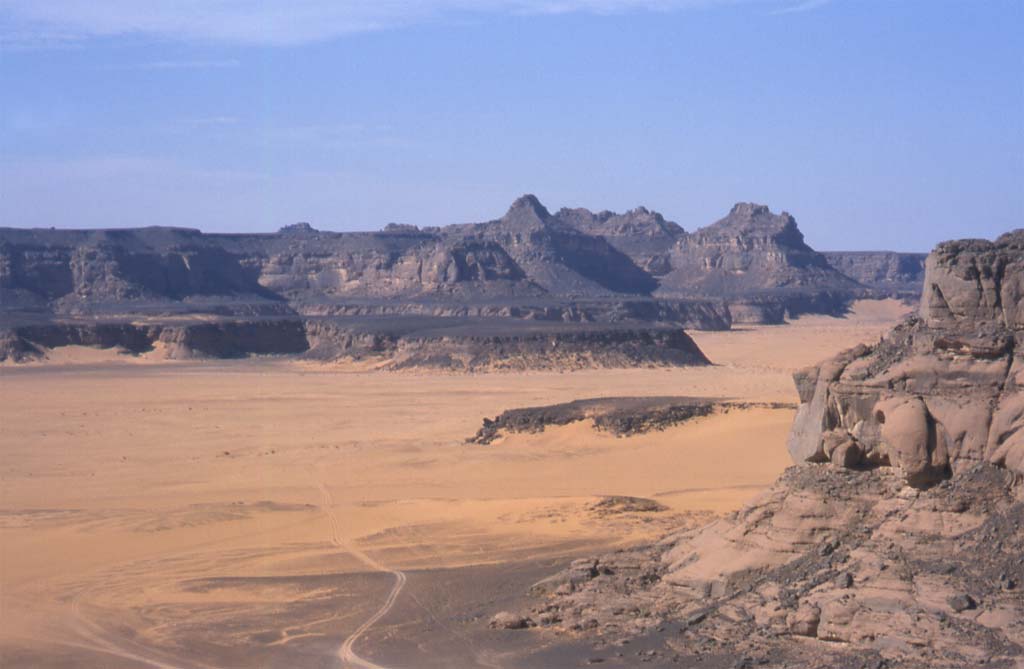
788,229,1024,486
517,229,1024,668
824,251,927,298
655,203,864,321
555,205,685,276
0,196,907,329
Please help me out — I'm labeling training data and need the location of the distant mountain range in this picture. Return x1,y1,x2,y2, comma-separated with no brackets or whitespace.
0,196,930,365
0,194,924,323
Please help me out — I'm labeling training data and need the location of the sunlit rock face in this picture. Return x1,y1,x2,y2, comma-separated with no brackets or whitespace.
654,203,864,322
788,229,1024,487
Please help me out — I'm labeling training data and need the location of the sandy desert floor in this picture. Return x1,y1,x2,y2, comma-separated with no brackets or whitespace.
0,301,911,668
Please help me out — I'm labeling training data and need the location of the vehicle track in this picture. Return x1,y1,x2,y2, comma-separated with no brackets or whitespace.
318,482,406,669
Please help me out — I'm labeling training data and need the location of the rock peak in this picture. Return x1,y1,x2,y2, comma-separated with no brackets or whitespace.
728,202,771,218
279,222,317,235
506,194,551,219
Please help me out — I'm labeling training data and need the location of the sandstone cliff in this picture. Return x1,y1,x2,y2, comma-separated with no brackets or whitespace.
788,229,1024,486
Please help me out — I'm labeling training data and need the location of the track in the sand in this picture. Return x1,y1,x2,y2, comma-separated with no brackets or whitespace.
318,482,407,669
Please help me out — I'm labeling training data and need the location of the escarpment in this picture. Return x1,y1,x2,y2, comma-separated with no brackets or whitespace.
1,196,919,330
0,196,933,367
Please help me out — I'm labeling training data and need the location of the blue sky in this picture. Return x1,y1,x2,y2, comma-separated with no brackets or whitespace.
1,1,1021,251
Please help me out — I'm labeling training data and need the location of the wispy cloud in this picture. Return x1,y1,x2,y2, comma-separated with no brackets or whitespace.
128,58,240,70
771,0,831,14
0,0,833,48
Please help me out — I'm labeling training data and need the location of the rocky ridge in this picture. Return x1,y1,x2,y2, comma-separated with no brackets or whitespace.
0,196,928,365
0,316,711,371
2,196,911,324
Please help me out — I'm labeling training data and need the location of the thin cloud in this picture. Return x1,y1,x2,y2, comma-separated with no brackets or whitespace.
133,59,240,69
770,0,831,14
0,1,831,48
98,58,241,70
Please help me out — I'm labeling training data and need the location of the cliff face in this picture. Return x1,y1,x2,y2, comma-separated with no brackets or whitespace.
0,196,906,329
788,229,1024,486
659,203,857,294
824,251,927,298
0,316,710,371
555,205,684,276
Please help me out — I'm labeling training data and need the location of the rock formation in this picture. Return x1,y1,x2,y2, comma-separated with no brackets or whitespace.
556,205,685,276
824,251,927,299
0,196,905,326
655,203,864,322
0,196,931,364
519,229,1024,668
0,316,710,371
469,396,791,445
788,229,1024,486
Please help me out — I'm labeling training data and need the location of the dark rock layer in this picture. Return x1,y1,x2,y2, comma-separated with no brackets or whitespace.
469,396,793,444
0,316,711,371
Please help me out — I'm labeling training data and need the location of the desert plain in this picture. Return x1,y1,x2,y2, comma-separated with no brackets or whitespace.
0,300,910,668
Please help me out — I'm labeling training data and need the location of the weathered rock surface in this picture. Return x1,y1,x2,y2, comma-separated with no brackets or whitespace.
0,196,911,332
526,464,1024,668
788,229,1024,486
0,316,711,371
655,203,865,322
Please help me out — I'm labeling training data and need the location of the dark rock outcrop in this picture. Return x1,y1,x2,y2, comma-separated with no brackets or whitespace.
469,396,791,444
0,316,711,371
556,205,685,276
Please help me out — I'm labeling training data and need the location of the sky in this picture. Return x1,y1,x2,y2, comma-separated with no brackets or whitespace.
0,1,1021,251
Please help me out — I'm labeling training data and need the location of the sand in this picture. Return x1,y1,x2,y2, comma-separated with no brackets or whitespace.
0,300,911,668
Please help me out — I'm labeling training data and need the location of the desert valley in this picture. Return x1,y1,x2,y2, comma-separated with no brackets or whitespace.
1,192,1021,668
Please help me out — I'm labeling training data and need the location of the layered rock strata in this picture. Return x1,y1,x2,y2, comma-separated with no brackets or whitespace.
0,317,711,371
788,230,1024,486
